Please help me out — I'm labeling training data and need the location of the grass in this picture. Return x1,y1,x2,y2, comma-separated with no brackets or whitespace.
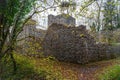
96,58,120,80
0,53,77,80
1,52,120,80
31,55,78,80
0,53,46,80
98,65,120,80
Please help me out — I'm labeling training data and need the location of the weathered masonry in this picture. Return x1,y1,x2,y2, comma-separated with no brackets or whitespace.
43,23,114,64
48,14,76,27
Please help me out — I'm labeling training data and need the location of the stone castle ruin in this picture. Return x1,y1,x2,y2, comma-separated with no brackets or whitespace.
17,14,115,62
18,19,46,44
17,19,46,57
48,14,76,27
43,14,114,64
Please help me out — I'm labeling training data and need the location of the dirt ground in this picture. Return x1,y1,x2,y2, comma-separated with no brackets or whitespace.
54,59,119,80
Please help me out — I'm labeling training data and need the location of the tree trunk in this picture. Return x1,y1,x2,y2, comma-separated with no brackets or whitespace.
10,52,17,73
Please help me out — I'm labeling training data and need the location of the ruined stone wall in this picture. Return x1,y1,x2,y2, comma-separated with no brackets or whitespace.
48,14,76,27
43,23,114,64
107,44,120,57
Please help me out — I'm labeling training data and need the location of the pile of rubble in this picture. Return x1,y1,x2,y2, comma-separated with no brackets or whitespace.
43,23,115,64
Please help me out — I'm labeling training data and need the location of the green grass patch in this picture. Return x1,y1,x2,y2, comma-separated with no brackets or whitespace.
97,61,120,80
0,53,77,80
0,53,46,80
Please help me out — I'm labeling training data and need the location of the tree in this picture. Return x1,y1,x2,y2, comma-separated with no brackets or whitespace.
103,0,117,31
116,0,120,29
0,0,59,72
0,0,38,72
60,0,76,15
91,0,103,42
102,0,118,43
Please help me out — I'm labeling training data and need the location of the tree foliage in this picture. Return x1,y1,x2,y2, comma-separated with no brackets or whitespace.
103,0,118,31
0,0,61,72
102,0,120,43
0,0,37,72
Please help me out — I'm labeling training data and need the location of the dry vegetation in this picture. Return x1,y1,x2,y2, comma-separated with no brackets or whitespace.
1,52,119,80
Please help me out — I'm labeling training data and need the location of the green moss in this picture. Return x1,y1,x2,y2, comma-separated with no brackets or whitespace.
80,34,85,37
